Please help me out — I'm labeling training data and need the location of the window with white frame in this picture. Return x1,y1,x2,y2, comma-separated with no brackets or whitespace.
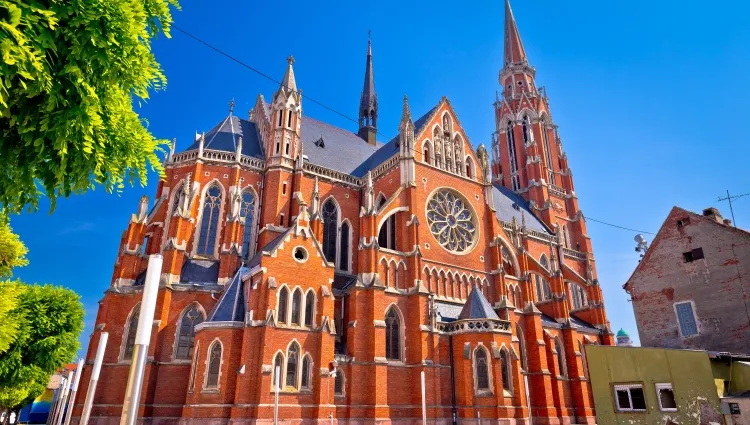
674,301,698,337
656,383,677,411
614,384,647,412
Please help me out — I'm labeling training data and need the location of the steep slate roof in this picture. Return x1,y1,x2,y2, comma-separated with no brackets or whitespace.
180,258,220,284
435,302,463,323
184,114,263,159
300,116,385,176
458,286,500,320
492,184,550,233
207,267,246,322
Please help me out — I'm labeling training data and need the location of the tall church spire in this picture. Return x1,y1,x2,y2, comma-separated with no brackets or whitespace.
358,34,378,145
503,0,527,67
281,55,297,91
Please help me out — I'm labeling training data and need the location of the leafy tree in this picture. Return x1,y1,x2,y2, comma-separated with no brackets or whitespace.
0,284,84,410
0,0,179,214
0,221,27,278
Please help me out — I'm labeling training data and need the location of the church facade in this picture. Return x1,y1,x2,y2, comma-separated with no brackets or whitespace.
74,2,614,425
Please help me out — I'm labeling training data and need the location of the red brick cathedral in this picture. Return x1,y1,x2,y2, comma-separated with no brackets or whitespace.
76,2,614,425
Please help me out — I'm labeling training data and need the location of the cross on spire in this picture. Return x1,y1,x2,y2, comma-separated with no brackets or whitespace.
287,55,295,65
229,98,235,114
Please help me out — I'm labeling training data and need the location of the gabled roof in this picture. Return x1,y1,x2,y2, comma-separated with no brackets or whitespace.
492,184,550,233
300,116,385,176
207,267,246,322
458,286,500,320
246,228,293,269
184,114,263,159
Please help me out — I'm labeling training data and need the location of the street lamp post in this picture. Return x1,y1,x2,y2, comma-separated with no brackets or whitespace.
63,358,85,425
79,332,109,425
119,254,162,425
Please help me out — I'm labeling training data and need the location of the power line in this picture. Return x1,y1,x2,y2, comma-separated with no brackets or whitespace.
170,24,657,237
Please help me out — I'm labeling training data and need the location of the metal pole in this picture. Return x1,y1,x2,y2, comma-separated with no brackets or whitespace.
47,376,66,425
63,358,85,425
120,254,162,425
476,411,481,425
421,370,427,425
274,365,280,425
728,190,737,228
80,332,108,425
54,371,74,425
524,374,532,425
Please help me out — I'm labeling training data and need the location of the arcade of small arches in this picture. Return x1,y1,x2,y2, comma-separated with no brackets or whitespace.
271,342,315,392
276,285,317,328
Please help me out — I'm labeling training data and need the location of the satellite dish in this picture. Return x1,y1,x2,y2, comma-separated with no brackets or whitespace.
634,234,645,244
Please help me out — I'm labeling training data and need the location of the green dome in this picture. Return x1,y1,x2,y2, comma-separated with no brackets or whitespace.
616,328,629,337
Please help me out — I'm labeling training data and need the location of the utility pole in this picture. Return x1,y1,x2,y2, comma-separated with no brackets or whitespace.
718,190,750,228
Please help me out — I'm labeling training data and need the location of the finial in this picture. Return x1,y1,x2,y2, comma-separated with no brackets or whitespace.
229,98,235,115
287,55,295,65
368,29,371,41
400,94,411,122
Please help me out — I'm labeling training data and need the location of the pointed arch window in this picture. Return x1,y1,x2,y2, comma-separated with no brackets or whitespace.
206,342,222,389
535,274,551,302
554,338,566,377
562,225,571,249
376,194,387,210
273,352,284,390
286,344,299,388
465,158,472,178
304,291,315,327
334,370,345,395
517,325,528,371
385,307,401,361
541,122,555,184
241,189,257,259
571,283,588,310
171,183,184,216
123,305,140,360
175,305,204,360
278,110,284,127
278,287,289,324
423,141,432,165
579,341,588,378
291,289,302,325
475,348,490,391
378,213,397,251
540,254,549,271
339,221,350,271
322,199,338,263
197,184,222,256
506,121,520,191
500,349,512,393
301,355,312,390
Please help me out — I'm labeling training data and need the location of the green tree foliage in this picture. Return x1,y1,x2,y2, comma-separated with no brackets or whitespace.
0,284,84,409
0,0,179,214
0,221,28,278
0,281,23,354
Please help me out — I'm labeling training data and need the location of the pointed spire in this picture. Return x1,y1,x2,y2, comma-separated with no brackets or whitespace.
229,98,235,115
358,35,378,145
281,55,297,91
503,0,527,67
400,95,412,124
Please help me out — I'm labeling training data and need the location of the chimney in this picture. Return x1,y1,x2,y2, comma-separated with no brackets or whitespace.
724,219,732,226
702,207,724,224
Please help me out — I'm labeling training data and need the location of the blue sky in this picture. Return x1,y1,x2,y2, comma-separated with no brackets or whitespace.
8,0,750,354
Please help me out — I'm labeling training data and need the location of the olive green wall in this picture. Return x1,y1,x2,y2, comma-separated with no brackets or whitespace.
731,361,750,393
585,345,723,425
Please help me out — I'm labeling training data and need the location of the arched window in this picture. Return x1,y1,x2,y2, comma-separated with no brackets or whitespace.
241,189,256,259
433,127,442,168
175,305,204,360
321,199,338,263
206,342,222,389
500,349,512,392
540,254,549,271
562,225,571,249
278,287,289,324
554,338,566,377
304,291,315,327
334,369,345,395
339,221,350,271
301,355,312,390
170,183,184,216
579,341,588,378
423,141,432,165
286,343,299,388
465,158,472,178
291,289,302,325
123,305,140,360
513,286,521,309
385,307,401,361
378,213,397,251
273,352,284,390
517,325,528,371
475,348,490,391
571,283,588,310
522,115,532,145
534,274,551,302
506,121,520,191
541,121,555,184
376,194,387,210
197,183,222,256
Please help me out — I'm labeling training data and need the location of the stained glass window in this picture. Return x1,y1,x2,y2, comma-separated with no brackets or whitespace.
197,184,222,256
175,305,204,360
385,308,401,361
241,189,256,259
426,190,477,253
475,348,490,390
322,200,338,262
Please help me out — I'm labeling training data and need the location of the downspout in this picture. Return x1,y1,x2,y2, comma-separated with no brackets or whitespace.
449,334,458,425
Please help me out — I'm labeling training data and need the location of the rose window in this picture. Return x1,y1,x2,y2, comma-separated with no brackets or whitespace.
426,189,477,253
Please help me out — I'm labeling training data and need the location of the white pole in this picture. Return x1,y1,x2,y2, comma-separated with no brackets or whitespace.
524,375,532,425
80,332,108,425
120,254,162,425
476,411,481,425
48,376,67,425
421,370,427,425
63,358,85,425
53,371,74,425
274,365,280,425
